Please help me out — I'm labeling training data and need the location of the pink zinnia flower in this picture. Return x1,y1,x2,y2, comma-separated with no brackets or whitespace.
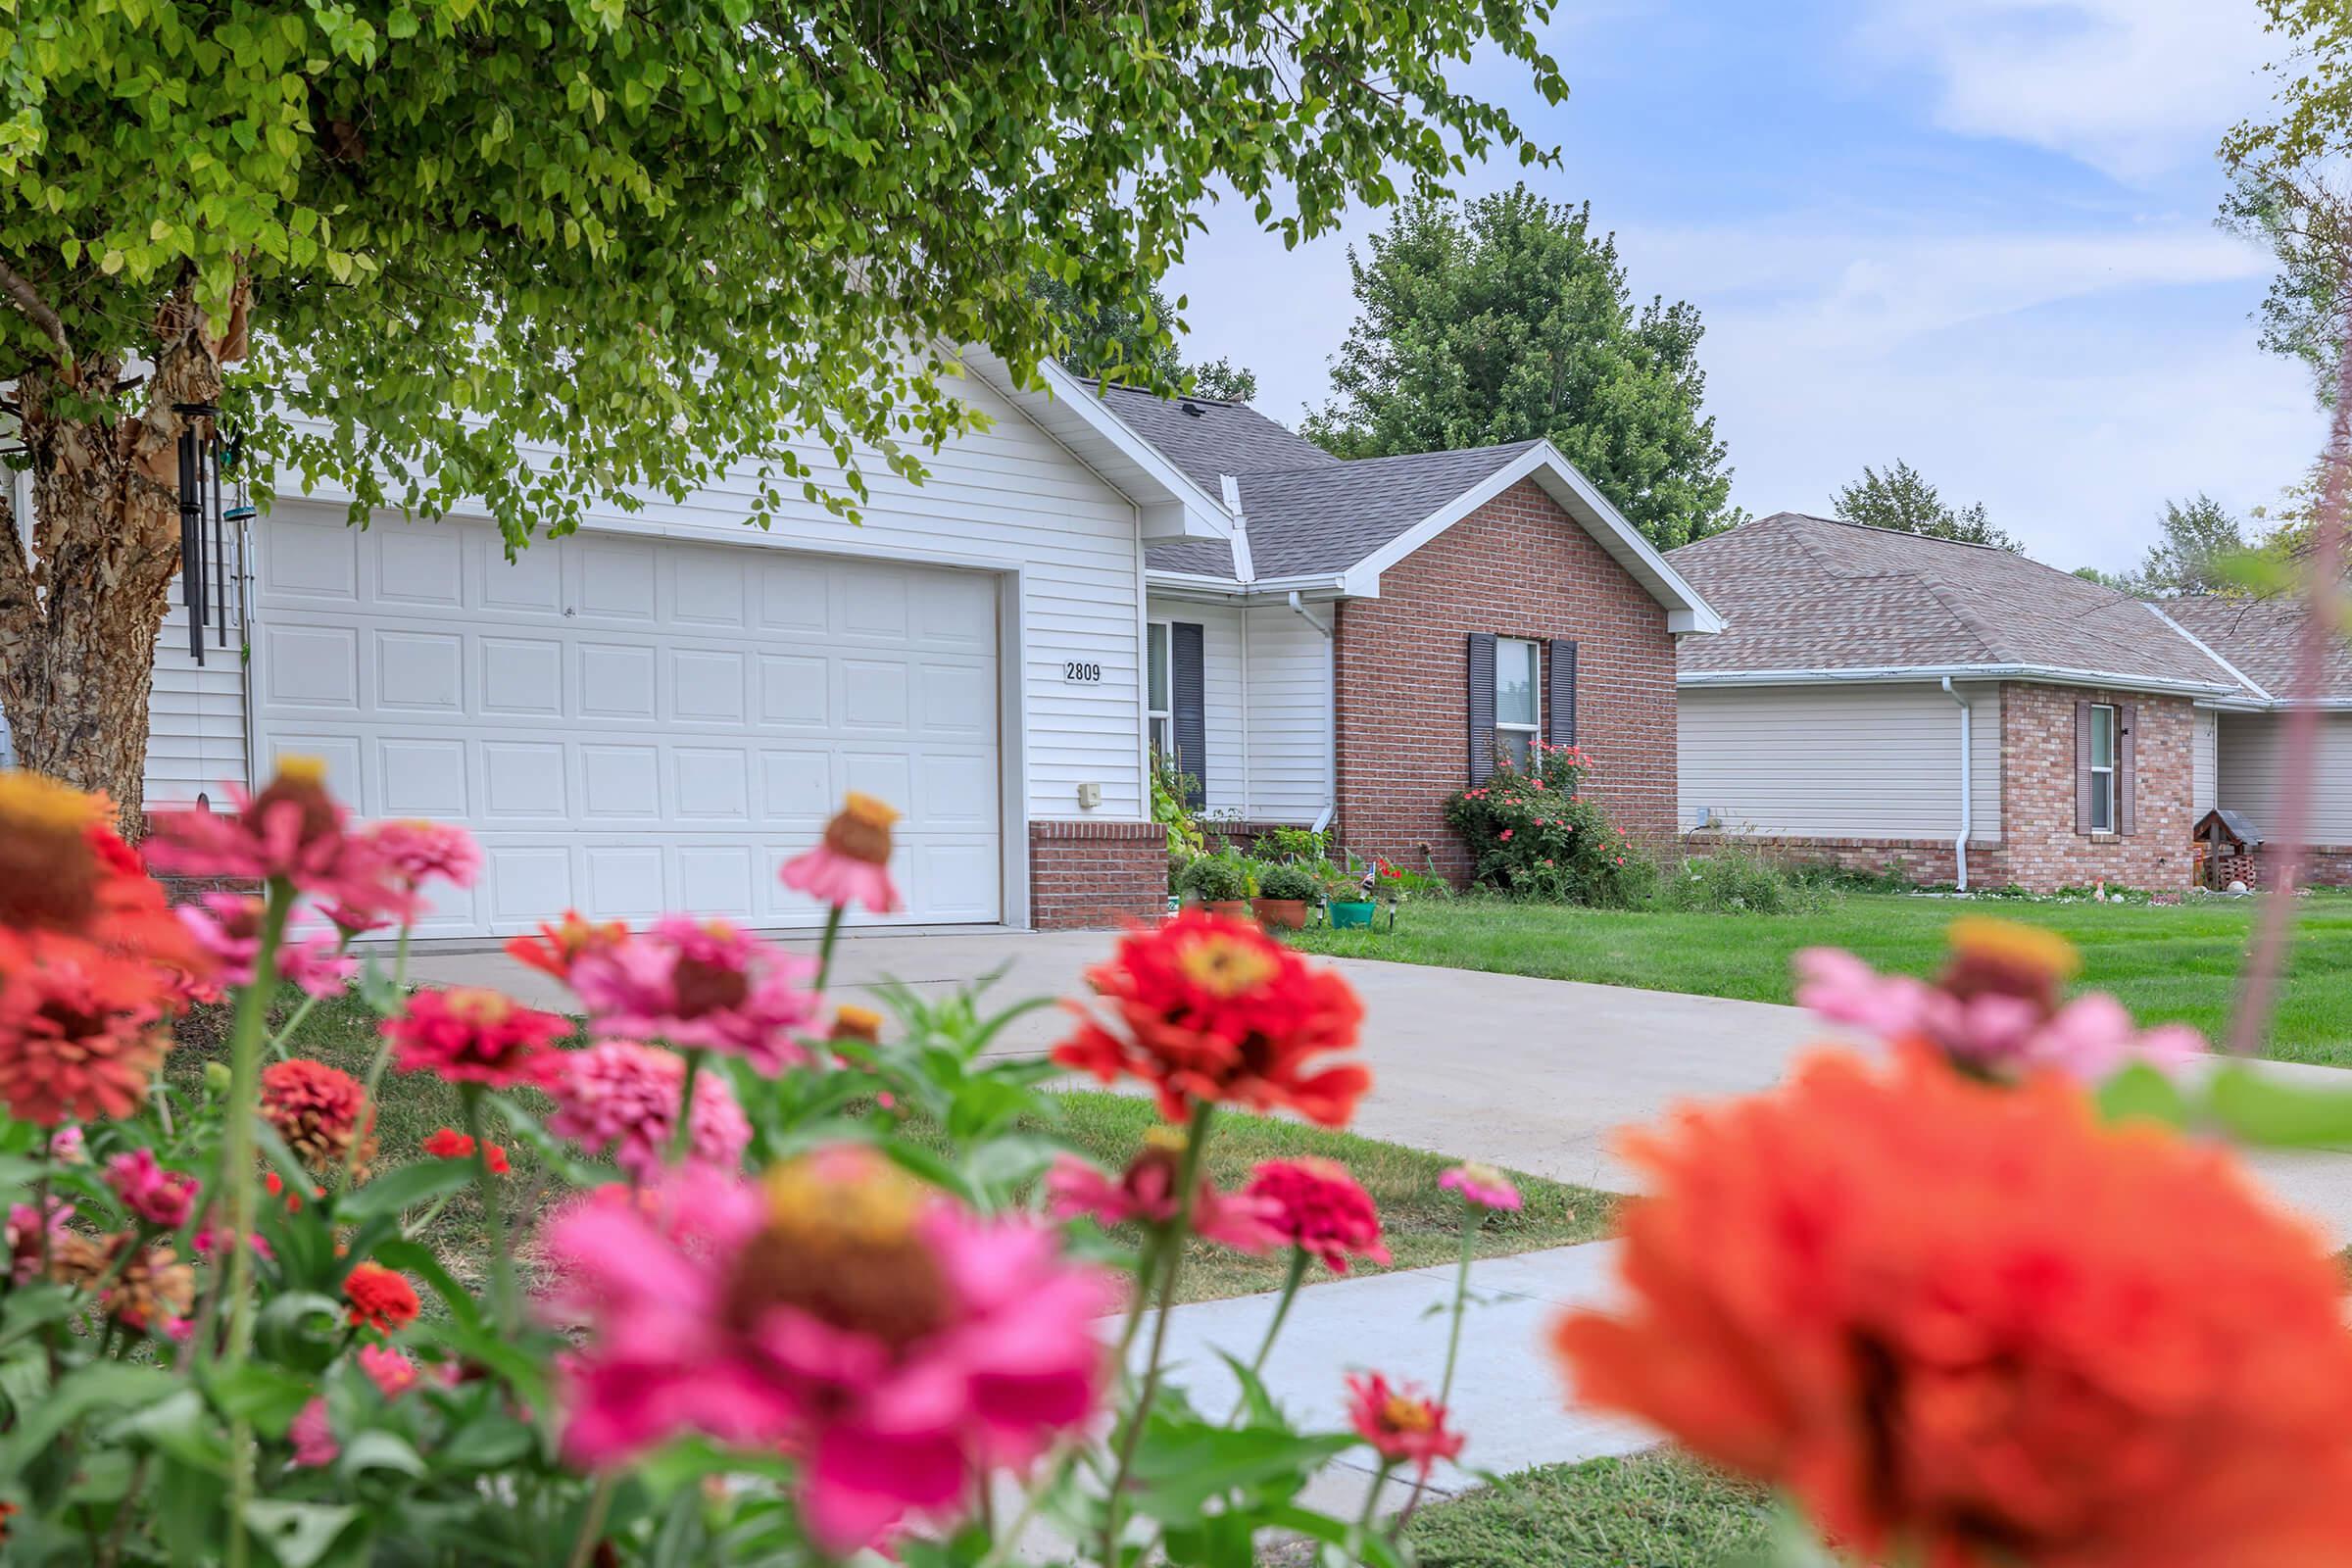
47,1126,84,1164
544,1149,1114,1552
1244,1157,1391,1274
260,1058,378,1173
383,988,569,1088
358,1343,420,1398
779,793,905,913
289,1398,338,1468
362,819,481,894
1347,1372,1464,1477
569,919,817,1074
541,1040,751,1183
178,894,357,1002
6,1197,72,1285
142,759,413,925
1439,1162,1523,1212
1046,1139,1280,1253
107,1148,199,1229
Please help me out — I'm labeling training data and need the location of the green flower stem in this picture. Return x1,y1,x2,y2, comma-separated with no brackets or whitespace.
463,1086,519,1330
264,992,321,1062
1396,1204,1481,1530
1355,1458,1397,1534
1110,1232,1166,1361
564,1474,618,1568
813,902,846,994
217,878,290,1568
1247,1247,1310,1381
1101,1100,1213,1566
669,1048,705,1165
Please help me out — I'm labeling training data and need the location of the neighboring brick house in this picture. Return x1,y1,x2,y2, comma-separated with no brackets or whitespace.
1665,513,2274,894
1089,384,1723,879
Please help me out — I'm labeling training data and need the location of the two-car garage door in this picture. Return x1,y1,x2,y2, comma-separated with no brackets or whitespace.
251,511,1003,937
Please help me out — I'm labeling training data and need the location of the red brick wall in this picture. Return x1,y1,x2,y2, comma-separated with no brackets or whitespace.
1994,683,2195,892
1027,820,1169,930
1330,478,1680,881
2255,845,2352,888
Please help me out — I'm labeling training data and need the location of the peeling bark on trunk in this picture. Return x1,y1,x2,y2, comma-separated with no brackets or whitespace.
0,281,249,838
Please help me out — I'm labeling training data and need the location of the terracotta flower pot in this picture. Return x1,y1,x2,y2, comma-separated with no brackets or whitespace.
1205,899,1254,921
1250,896,1308,931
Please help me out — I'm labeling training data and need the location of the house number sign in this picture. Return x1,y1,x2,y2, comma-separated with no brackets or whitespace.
1063,661,1103,683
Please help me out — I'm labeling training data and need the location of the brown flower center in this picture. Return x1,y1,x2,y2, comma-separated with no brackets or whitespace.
828,1004,884,1044
671,954,750,1017
1382,1395,1437,1434
243,757,340,847
721,1153,951,1351
822,793,899,865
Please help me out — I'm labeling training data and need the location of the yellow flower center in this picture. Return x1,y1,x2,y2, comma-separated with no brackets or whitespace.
829,1004,884,1044
1946,916,2080,982
444,988,514,1026
245,757,340,843
1176,933,1279,998
0,770,108,929
276,755,328,786
1382,1395,1438,1434
724,1151,949,1349
822,792,900,865
1142,1125,1190,1155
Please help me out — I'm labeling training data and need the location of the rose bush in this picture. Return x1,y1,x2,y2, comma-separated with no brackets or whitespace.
1441,742,1648,906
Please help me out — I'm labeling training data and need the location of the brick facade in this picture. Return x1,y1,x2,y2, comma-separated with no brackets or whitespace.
1027,820,1169,930
1992,683,2195,893
2256,844,2352,889
1680,832,1998,887
1330,478,1680,882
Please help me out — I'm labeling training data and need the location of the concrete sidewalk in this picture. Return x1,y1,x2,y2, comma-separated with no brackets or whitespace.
407,929,2352,1243
1126,1240,1650,1519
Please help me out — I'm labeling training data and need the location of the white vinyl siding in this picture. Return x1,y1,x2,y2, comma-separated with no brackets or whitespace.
2192,708,2218,816
159,370,1148,826
1147,594,1332,824
144,595,248,808
2217,710,2352,843
1679,682,2001,839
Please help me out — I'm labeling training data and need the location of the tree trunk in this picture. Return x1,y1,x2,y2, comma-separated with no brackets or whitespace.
0,281,249,839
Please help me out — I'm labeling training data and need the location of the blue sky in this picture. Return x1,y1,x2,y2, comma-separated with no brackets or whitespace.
1162,0,2324,575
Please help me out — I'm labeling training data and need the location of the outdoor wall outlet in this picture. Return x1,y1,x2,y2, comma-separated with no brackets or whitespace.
1077,781,1102,809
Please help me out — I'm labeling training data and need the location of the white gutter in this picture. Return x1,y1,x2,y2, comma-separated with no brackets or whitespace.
1678,662,2242,701
1220,475,1255,585
1939,676,1972,892
1287,591,1340,835
2141,602,2273,704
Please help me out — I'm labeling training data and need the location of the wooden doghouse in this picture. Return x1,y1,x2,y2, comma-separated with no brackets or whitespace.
2194,808,2263,890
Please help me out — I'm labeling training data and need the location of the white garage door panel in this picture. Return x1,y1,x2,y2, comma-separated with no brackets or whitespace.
254,514,1003,936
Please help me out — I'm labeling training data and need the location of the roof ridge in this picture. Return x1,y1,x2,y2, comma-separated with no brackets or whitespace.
1910,576,2008,664
1238,440,1532,485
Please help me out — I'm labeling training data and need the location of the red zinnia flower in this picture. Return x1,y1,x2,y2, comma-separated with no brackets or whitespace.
1346,1372,1464,1477
382,987,567,1088
0,949,172,1125
504,910,628,984
0,770,195,972
343,1261,421,1333
421,1127,509,1174
1052,911,1369,1126
1552,1047,2352,1568
1244,1156,1391,1273
260,1058,378,1173
1045,1132,1280,1253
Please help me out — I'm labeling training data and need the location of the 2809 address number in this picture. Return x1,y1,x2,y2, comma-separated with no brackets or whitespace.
1063,662,1103,683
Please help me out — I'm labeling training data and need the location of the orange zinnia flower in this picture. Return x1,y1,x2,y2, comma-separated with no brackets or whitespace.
0,949,172,1125
1052,911,1368,1126
1552,1047,2352,1568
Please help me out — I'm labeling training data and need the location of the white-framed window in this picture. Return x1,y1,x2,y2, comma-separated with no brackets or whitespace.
1495,636,1541,770
1146,620,1173,760
2088,703,2117,833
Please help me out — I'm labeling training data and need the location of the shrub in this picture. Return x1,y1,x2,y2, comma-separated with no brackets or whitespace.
1659,844,1826,914
1443,743,1648,907
1258,825,1329,861
1255,862,1324,902
1152,755,1205,858
1176,849,1253,903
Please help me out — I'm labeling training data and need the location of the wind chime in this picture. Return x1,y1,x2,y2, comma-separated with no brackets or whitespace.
170,404,253,664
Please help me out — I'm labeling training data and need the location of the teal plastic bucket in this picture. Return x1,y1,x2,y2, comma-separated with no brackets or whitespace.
1329,901,1377,930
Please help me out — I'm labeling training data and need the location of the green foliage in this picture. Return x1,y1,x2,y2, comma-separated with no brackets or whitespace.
1405,1449,1773,1568
1256,825,1329,862
1300,184,1740,550
1151,756,1206,858
1658,847,1826,916
1443,742,1648,906
2132,494,2250,596
1175,849,1253,904
1832,461,2020,552
0,0,1565,544
1252,861,1323,902
2217,165,2352,407
1025,273,1257,403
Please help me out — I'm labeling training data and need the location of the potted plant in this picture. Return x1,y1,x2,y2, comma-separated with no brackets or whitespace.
1176,852,1254,919
1326,859,1379,930
1250,861,1322,930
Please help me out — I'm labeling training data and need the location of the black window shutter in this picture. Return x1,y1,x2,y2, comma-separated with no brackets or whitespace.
1466,632,1497,784
2118,702,2137,836
2074,699,2093,834
1172,621,1207,808
1546,638,1578,749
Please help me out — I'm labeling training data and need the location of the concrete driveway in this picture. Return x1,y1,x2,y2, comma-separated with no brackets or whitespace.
407,927,2352,1242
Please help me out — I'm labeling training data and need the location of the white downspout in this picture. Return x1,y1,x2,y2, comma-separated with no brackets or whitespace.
1940,676,1972,892
1288,590,1339,834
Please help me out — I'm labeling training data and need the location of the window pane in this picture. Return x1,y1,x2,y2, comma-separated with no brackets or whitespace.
2090,705,2114,768
1496,638,1538,727
1499,728,1533,771
2091,773,2113,832
1149,715,1170,757
1147,624,1170,713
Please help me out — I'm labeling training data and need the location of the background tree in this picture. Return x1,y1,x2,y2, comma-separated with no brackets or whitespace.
1301,184,1740,550
1026,274,1258,401
1832,461,2020,551
2131,494,2249,595
2074,565,2135,591
0,0,1562,821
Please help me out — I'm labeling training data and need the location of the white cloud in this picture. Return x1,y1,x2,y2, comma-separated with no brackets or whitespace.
1857,0,2276,181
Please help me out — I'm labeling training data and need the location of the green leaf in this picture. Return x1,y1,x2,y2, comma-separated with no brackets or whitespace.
335,1157,472,1223
242,1499,361,1568
2095,1061,2189,1128
109,1387,233,1473
203,1361,318,1436
255,1291,345,1374
369,1237,483,1330
0,1361,177,1473
338,1427,428,1480
1124,1412,1354,1520
2205,1063,2352,1148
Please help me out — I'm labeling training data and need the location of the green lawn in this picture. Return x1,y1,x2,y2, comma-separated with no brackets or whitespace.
1404,1450,1773,1568
1294,893,2352,1067
184,989,1615,1301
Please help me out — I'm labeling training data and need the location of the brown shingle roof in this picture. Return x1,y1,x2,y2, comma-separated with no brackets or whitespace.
1666,513,2246,694
2153,594,2352,702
